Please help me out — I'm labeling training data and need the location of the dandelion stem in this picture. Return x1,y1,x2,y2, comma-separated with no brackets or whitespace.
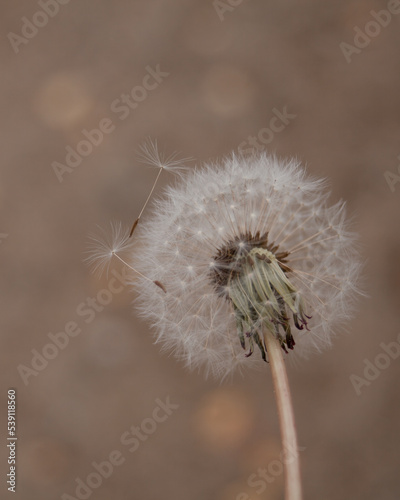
263,330,303,500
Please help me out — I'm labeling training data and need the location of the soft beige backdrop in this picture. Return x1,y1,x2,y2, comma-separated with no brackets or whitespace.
1,1,399,499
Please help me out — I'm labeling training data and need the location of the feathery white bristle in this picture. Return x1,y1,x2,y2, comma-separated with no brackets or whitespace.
137,138,192,175
85,221,133,277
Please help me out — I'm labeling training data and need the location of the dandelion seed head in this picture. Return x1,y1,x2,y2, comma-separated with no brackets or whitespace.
132,153,362,378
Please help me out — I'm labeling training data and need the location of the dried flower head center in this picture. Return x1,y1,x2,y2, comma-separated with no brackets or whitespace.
211,232,310,360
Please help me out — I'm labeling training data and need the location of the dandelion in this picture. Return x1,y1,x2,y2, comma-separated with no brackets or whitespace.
88,148,362,500
132,153,361,375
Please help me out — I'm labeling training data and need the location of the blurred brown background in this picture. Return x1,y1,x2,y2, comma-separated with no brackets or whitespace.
1,1,400,499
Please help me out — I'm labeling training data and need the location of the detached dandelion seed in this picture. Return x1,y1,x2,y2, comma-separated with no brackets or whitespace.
88,150,362,500
128,138,193,236
85,221,166,292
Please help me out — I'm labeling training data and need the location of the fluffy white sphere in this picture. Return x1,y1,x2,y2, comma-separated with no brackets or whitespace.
132,153,362,379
